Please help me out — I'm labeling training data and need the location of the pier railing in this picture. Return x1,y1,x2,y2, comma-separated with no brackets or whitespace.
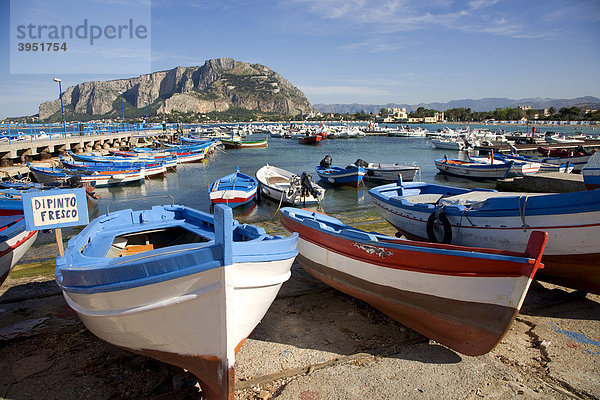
0,122,175,145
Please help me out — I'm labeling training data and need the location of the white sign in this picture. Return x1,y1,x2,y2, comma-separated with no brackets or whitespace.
22,188,88,230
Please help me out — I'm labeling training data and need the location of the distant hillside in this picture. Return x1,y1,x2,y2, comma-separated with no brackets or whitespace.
314,96,600,114
39,58,313,121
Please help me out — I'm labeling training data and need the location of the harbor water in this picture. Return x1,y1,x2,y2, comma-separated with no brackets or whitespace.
87,122,599,225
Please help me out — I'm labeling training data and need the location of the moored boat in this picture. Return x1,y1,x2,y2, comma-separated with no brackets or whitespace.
209,169,258,208
315,155,365,187
59,156,167,178
0,190,39,286
255,165,325,206
279,207,547,356
582,152,600,190
354,159,420,182
369,179,600,293
221,137,268,149
56,204,298,399
28,163,145,187
434,155,513,180
298,134,322,145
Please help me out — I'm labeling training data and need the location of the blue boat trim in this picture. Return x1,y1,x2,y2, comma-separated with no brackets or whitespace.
56,204,298,294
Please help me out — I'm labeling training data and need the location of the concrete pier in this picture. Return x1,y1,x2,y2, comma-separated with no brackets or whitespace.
0,131,133,166
496,172,586,193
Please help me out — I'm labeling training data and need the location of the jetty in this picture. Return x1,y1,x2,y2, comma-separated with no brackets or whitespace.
0,122,183,167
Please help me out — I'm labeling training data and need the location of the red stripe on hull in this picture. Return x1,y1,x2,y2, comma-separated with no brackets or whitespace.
0,230,37,259
385,220,600,294
280,215,540,278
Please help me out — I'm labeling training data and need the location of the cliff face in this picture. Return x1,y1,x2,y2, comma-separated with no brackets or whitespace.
39,58,313,119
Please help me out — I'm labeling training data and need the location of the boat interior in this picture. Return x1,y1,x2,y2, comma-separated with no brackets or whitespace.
106,227,210,258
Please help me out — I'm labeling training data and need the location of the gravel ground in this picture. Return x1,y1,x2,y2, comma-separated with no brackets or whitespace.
1,260,598,400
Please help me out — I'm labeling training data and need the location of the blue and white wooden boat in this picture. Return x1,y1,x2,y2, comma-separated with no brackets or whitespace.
500,153,574,174
583,152,600,190
59,156,166,178
0,190,38,285
55,204,297,400
466,151,540,176
369,178,600,293
279,207,547,356
315,156,365,187
70,150,178,170
354,159,420,182
434,155,513,180
28,163,144,188
209,169,258,208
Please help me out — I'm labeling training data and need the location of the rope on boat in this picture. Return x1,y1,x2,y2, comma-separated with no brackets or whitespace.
262,187,286,228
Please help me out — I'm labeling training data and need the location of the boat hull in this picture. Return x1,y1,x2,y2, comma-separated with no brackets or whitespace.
280,208,545,356
56,204,298,400
364,164,419,182
0,229,38,285
369,183,600,293
315,165,365,187
434,159,512,179
209,188,257,207
63,257,293,400
255,165,325,206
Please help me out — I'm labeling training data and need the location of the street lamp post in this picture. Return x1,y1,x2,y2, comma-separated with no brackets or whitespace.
53,78,66,135
118,91,125,132
144,100,148,128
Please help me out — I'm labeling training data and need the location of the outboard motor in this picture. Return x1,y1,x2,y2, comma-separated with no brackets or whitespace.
66,174,82,188
354,159,369,168
300,172,320,199
320,155,332,168
287,174,302,200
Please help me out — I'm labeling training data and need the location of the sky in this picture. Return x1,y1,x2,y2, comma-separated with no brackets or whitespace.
0,0,599,118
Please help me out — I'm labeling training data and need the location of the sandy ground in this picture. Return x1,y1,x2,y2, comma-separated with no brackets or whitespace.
1,223,599,400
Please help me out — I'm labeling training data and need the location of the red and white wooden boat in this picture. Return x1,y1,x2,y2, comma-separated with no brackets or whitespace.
280,207,548,356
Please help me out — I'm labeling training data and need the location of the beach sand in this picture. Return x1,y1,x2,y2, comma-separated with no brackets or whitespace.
1,219,598,399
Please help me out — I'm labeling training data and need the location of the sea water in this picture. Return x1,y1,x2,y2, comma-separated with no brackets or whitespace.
89,122,597,224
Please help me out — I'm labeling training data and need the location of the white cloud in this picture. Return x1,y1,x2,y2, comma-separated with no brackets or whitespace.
283,0,568,41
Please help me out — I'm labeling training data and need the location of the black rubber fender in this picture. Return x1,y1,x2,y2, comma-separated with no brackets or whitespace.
366,169,374,176
426,210,452,243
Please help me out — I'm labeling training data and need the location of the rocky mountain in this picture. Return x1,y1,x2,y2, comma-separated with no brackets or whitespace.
314,96,600,114
39,58,313,120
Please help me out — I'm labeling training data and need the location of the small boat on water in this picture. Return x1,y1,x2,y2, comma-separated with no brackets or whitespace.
73,151,178,170
431,138,467,151
583,152,600,190
255,165,325,206
209,169,258,208
466,151,541,176
369,179,600,293
537,146,594,172
0,190,39,285
56,204,298,399
298,134,322,145
28,163,145,187
315,155,366,187
221,137,268,149
354,159,420,182
279,207,547,356
59,156,167,178
434,155,514,180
